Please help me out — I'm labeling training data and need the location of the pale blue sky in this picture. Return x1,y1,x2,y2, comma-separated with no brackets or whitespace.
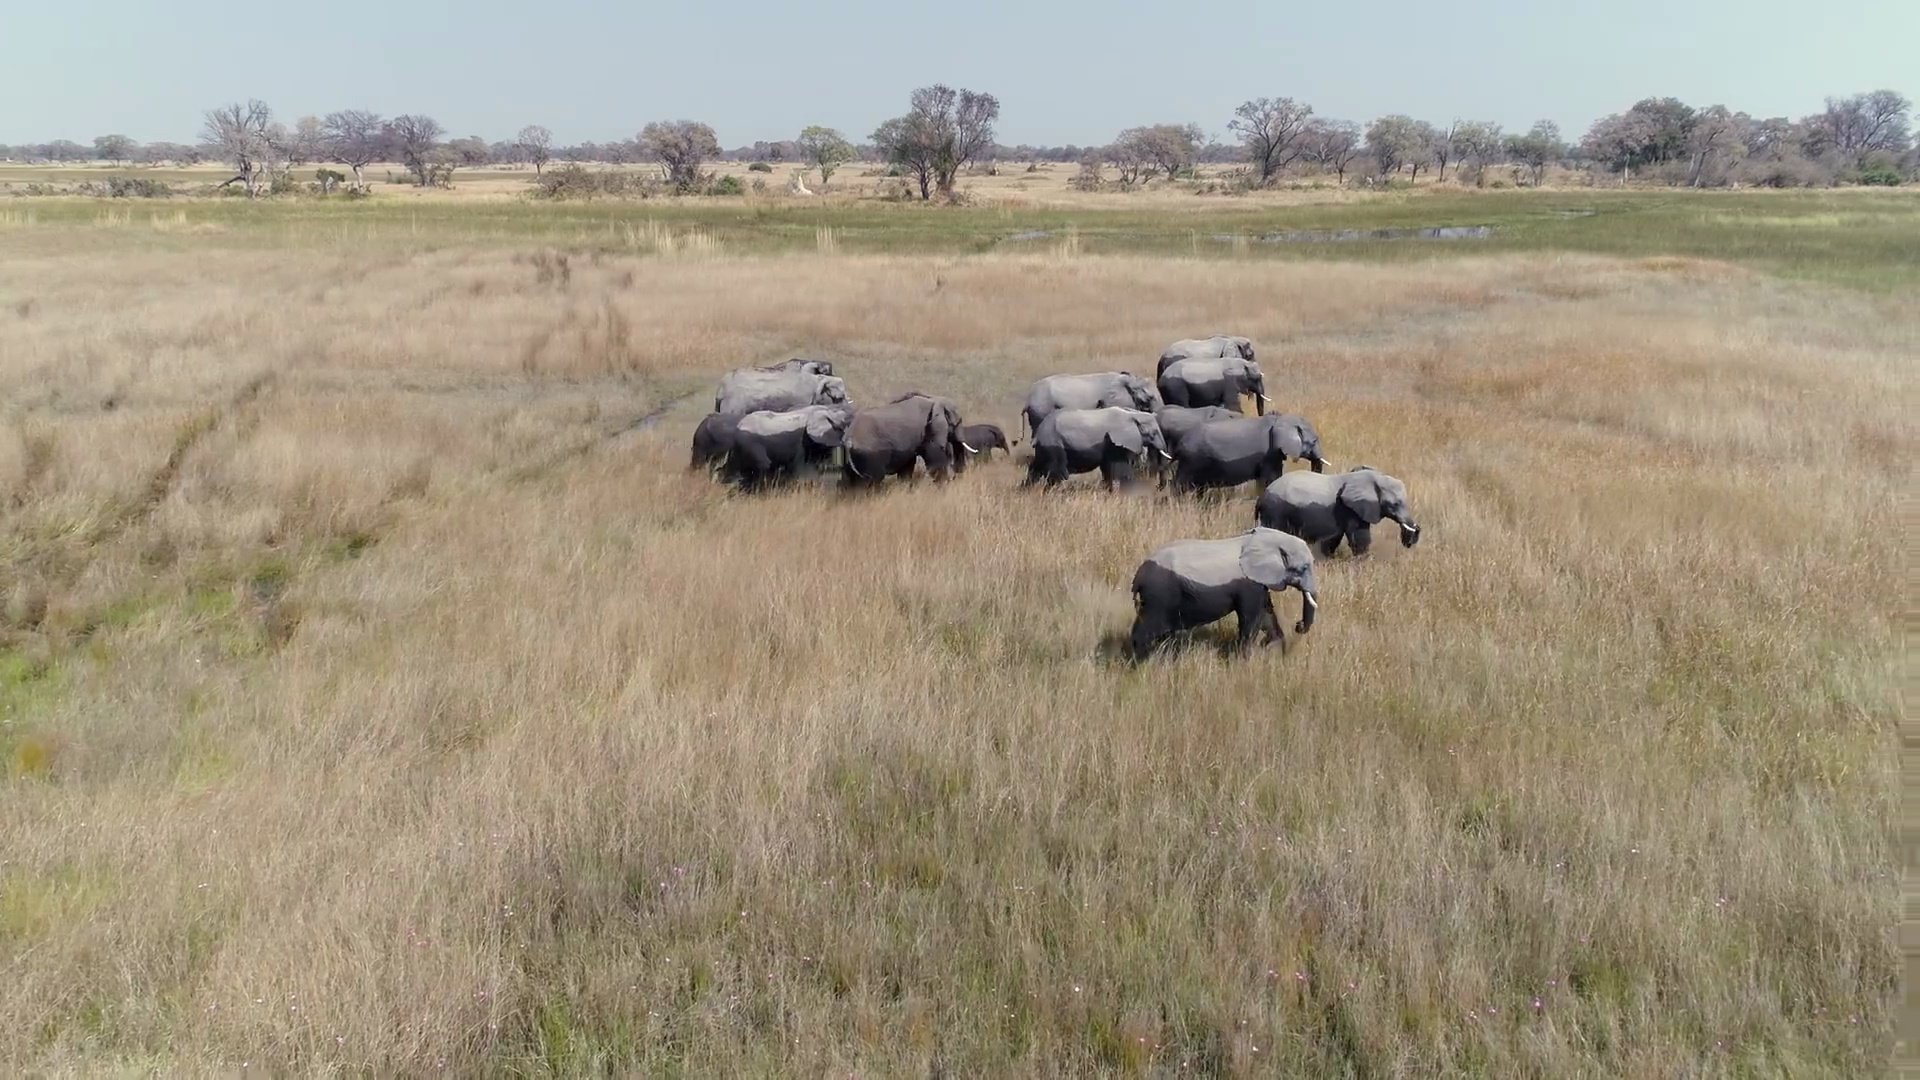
6,0,1914,145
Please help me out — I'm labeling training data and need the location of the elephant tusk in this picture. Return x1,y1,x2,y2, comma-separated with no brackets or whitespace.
1302,592,1318,609
1158,448,1173,460
960,441,978,454
1257,393,1272,403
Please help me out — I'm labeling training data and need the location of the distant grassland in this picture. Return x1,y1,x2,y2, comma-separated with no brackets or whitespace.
3,188,1918,291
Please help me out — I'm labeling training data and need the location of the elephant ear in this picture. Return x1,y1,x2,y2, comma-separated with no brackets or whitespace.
925,399,955,445
805,408,845,445
1239,531,1295,590
1342,471,1383,523
1107,416,1145,454
1268,418,1305,458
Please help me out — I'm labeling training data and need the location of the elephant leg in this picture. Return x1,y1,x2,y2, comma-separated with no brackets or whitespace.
1101,456,1136,492
1130,609,1172,662
1234,589,1279,654
1348,524,1374,556
1318,533,1344,558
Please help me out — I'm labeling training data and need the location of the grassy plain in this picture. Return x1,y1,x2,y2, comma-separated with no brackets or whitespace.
0,187,1910,1074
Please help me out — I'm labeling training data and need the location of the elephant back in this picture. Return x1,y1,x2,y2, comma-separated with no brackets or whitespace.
847,395,937,451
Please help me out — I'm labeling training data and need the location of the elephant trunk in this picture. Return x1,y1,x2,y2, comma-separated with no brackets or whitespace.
1295,586,1317,635
1397,519,1421,548
1254,391,1268,416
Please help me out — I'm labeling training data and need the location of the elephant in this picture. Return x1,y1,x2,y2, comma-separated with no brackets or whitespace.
1170,413,1326,493
1256,466,1421,556
689,412,744,472
714,368,850,415
757,358,834,377
724,405,857,490
1020,372,1159,439
842,393,969,487
1025,408,1171,491
1152,404,1238,457
956,423,1011,464
1129,526,1318,661
1156,335,1255,379
1157,357,1269,414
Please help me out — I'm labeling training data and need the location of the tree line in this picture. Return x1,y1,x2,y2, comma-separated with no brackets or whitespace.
3,87,1911,196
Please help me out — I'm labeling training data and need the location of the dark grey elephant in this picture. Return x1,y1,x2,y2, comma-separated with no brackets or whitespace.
1025,407,1170,490
1152,404,1237,457
714,368,850,415
724,405,857,490
1171,413,1326,493
1157,357,1268,414
1256,466,1421,556
689,412,744,472
1129,526,1318,660
843,393,968,487
1020,372,1159,440
956,423,1011,465
1156,335,1255,379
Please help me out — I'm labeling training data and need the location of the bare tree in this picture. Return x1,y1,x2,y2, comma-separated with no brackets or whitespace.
1431,121,1460,181
1504,121,1565,186
385,114,445,186
1229,97,1314,184
93,134,135,166
797,125,853,189
1302,119,1362,181
1807,90,1912,165
1685,106,1747,186
872,85,1000,199
321,110,385,190
288,117,325,167
515,125,553,175
202,99,275,197
640,121,721,192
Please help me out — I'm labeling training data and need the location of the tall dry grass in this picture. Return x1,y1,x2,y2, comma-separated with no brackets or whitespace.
0,244,1905,1074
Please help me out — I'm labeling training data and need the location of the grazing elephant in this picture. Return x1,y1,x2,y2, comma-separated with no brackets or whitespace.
1021,372,1159,439
1025,408,1171,490
1171,413,1326,493
689,412,744,472
1158,357,1268,414
724,405,856,490
1256,466,1421,556
1157,335,1255,379
714,369,850,415
843,394,968,486
1129,526,1318,661
956,423,1011,464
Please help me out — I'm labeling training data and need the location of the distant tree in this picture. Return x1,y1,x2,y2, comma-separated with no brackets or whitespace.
1504,121,1565,186
639,120,721,192
321,110,386,190
93,134,135,165
797,125,854,189
871,85,1000,199
1452,120,1505,185
141,141,199,165
1366,115,1434,180
288,116,325,166
1115,123,1204,180
1105,135,1149,186
448,136,491,167
44,140,87,162
1804,90,1911,165
1583,97,1697,179
1229,97,1313,184
1430,121,1459,181
385,114,445,186
1684,106,1748,186
516,125,554,175
1302,119,1363,181
202,99,275,197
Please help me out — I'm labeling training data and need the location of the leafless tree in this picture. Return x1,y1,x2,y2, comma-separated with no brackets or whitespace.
92,134,134,166
288,116,325,167
202,99,275,197
1684,106,1747,186
1302,119,1362,181
386,114,445,186
1229,97,1314,184
640,121,721,191
321,110,386,190
1431,121,1460,181
515,125,553,175
797,125,853,189
1806,90,1912,165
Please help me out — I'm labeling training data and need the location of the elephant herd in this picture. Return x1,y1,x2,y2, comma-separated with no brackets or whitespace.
687,336,1422,661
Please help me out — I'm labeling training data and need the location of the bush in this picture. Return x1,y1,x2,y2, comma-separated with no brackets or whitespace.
1857,157,1903,187
268,172,302,196
531,164,659,200
750,177,768,195
709,174,745,196
77,176,174,198
747,162,773,173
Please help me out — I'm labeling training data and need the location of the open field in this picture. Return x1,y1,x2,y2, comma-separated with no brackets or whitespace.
0,195,1909,1073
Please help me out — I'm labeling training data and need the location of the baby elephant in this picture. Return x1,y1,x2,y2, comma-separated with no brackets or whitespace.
1130,527,1318,661
1256,466,1420,556
956,423,1011,465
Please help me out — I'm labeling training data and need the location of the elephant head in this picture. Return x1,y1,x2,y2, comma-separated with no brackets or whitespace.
1108,409,1173,463
1262,415,1325,471
814,376,851,406
1340,467,1420,546
1240,527,1319,633
1224,359,1269,415
1108,373,1160,412
805,404,855,448
1215,335,1255,363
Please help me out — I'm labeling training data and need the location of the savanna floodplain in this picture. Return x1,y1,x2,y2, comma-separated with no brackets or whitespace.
0,188,1909,1074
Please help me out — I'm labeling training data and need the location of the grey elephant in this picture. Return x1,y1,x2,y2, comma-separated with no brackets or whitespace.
1020,372,1159,439
1130,526,1318,660
689,412,744,472
1256,466,1421,556
956,423,1011,465
1025,407,1171,490
1157,335,1255,378
1171,413,1326,493
756,358,834,377
843,393,969,486
1157,356,1268,414
1152,404,1238,457
714,368,850,415
724,405,857,490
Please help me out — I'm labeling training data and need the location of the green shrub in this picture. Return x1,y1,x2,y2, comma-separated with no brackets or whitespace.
1858,161,1903,187
747,162,773,173
709,174,745,196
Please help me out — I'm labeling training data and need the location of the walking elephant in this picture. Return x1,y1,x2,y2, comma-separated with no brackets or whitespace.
715,368,850,415
1025,408,1170,491
1021,372,1159,439
1256,466,1421,556
1129,527,1318,660
1170,413,1326,493
689,412,744,472
1157,357,1268,414
956,423,1012,466
1156,335,1255,378
842,394,969,487
724,405,856,490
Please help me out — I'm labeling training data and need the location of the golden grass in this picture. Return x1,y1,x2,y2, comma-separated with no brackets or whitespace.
0,242,1905,1074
